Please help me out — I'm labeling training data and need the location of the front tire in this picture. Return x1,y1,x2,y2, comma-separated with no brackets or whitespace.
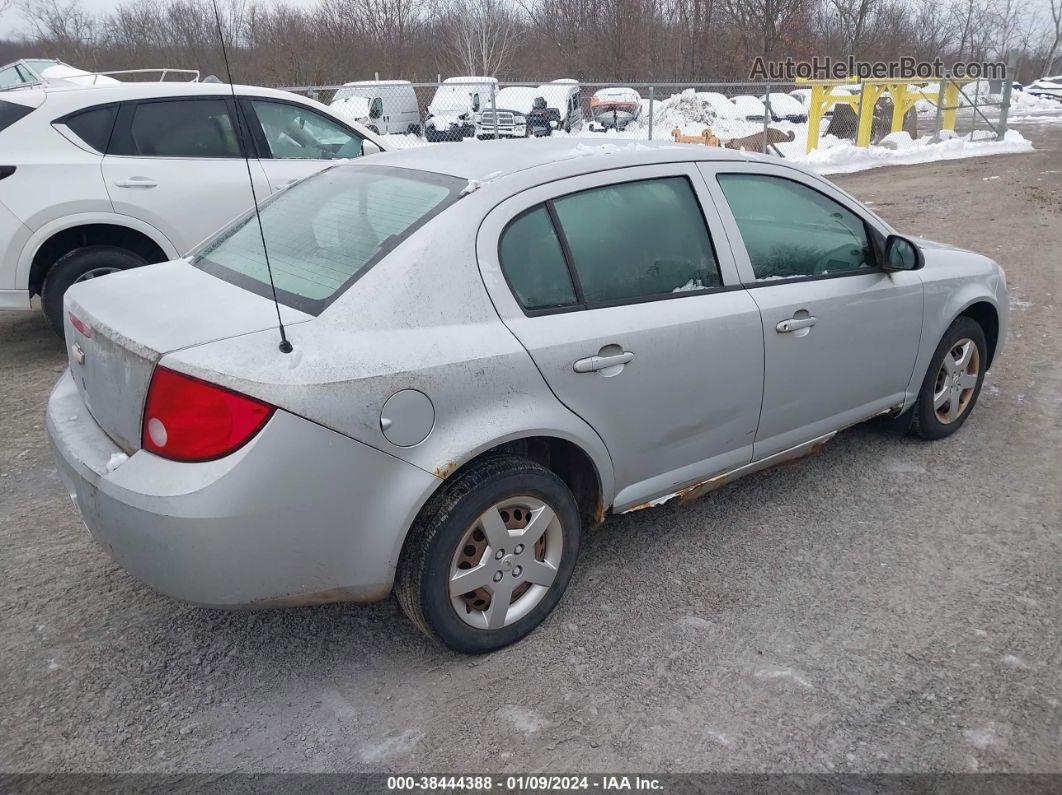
911,316,987,440
42,245,147,337
395,454,581,654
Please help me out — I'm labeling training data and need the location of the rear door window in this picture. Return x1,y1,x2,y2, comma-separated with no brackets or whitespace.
0,100,34,133
117,99,241,158
499,207,578,310
552,176,722,305
193,165,462,314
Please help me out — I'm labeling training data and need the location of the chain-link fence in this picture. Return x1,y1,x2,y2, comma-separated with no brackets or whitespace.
278,76,1017,157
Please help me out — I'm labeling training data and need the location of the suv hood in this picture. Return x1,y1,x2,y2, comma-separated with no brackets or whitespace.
63,260,311,453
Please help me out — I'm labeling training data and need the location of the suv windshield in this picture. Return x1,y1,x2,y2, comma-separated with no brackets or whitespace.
194,165,463,315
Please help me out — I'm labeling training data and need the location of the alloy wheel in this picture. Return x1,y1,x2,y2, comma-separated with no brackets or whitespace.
933,338,980,424
448,497,564,630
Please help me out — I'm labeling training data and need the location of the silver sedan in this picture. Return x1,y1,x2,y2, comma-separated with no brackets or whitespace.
48,140,1008,653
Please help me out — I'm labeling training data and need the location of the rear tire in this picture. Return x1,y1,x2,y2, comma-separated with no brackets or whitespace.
911,316,987,440
395,454,581,654
42,245,147,338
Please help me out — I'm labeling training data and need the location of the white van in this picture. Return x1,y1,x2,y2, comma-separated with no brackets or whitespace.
530,79,584,135
330,80,421,135
425,76,497,142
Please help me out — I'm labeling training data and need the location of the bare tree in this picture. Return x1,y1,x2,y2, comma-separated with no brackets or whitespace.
827,0,877,55
1044,0,1062,75
723,0,814,59
438,0,519,76
19,0,99,64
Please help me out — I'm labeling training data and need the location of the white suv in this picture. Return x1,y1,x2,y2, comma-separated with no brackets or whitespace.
0,77,385,334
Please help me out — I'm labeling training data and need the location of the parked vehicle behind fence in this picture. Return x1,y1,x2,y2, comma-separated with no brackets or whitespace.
48,139,1007,653
588,87,642,132
331,79,421,135
731,94,768,122
425,76,497,142
476,86,537,138
0,75,385,334
762,92,809,123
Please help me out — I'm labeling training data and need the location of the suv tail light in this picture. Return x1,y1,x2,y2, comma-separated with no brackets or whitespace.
142,367,274,462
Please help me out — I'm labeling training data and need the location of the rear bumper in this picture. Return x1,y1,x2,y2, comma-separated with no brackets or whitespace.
47,369,440,607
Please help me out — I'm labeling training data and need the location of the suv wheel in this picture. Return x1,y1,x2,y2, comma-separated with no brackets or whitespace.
42,245,147,337
911,316,987,440
396,454,581,653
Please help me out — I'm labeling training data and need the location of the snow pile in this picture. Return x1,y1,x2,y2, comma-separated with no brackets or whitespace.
1011,91,1061,112
650,89,729,131
792,129,1033,175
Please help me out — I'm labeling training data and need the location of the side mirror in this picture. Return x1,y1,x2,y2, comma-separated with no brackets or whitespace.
883,234,924,271
362,140,382,156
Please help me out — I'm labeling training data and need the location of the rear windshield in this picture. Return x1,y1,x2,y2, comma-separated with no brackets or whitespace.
193,165,463,315
0,100,34,133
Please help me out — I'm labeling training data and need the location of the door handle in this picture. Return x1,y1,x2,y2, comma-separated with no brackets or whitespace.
776,316,817,333
113,178,157,188
574,351,635,373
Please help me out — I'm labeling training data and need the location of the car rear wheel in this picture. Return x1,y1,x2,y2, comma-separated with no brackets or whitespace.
42,245,147,338
395,454,581,653
912,316,987,440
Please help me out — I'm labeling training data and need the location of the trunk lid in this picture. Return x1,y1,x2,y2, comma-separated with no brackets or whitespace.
63,260,311,454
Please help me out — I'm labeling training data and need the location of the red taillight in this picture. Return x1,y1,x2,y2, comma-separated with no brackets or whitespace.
141,367,274,462
68,312,92,338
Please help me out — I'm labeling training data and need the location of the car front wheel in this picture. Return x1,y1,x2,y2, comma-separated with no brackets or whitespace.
912,316,988,440
395,454,581,653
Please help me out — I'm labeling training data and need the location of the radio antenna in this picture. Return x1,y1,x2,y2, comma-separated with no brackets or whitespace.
209,0,293,354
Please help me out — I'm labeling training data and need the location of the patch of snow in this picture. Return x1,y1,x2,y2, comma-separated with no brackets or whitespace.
358,729,421,762
498,705,550,734
460,170,503,195
672,278,705,293
962,726,1001,750
754,667,814,690
677,615,714,630
792,129,1034,175
105,452,128,473
878,131,918,150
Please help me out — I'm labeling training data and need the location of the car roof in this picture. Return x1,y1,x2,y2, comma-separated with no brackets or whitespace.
369,138,763,182
343,79,412,87
20,80,313,105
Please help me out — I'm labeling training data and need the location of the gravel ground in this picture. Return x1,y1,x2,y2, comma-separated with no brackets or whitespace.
1,124,1060,775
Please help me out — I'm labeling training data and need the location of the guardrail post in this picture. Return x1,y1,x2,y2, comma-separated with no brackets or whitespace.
933,78,946,141
998,52,1017,141
855,83,878,147
647,85,654,141
762,82,771,153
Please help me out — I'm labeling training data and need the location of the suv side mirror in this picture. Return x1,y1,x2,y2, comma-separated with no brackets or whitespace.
362,140,382,156
883,234,924,271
